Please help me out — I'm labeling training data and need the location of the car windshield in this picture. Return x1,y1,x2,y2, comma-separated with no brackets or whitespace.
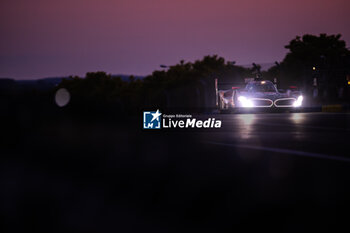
246,82,276,93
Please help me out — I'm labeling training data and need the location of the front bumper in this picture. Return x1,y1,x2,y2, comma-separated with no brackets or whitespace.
233,97,304,113
237,97,302,108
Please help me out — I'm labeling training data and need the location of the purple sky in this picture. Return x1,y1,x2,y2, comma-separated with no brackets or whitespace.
1,0,349,79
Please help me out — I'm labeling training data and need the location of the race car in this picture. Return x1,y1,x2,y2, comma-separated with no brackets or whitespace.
218,79,303,111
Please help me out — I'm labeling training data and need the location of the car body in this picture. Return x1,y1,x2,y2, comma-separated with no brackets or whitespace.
218,80,303,112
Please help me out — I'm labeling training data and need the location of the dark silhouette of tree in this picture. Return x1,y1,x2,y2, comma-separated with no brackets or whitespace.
141,55,253,109
266,34,350,98
57,56,256,113
58,71,144,114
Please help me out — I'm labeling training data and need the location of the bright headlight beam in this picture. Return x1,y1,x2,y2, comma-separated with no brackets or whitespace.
238,96,254,108
238,96,246,102
293,95,303,107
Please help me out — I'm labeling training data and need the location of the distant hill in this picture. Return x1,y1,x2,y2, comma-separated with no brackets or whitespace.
0,74,146,91
14,77,69,91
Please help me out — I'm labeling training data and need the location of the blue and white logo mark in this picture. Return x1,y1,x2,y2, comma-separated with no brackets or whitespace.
143,110,162,129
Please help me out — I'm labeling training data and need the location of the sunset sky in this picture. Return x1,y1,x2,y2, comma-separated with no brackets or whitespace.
1,0,349,79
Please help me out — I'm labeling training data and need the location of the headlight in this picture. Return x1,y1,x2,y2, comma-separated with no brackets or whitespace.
238,96,254,108
293,95,303,107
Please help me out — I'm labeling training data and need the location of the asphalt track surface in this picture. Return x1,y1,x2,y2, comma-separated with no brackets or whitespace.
196,112,350,163
2,111,350,232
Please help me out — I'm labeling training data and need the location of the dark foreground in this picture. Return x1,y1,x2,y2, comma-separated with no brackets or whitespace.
1,109,350,232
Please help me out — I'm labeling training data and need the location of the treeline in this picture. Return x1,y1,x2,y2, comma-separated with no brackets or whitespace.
58,33,350,114
57,55,257,114
263,34,350,101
